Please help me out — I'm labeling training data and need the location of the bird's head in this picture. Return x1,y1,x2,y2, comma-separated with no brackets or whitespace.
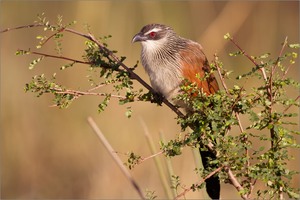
132,24,176,49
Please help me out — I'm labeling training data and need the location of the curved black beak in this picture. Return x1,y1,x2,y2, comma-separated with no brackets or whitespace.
132,32,147,43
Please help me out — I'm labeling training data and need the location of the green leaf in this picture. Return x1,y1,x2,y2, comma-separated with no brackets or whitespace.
98,94,111,113
251,53,271,59
287,190,300,199
288,43,300,49
229,51,243,57
15,49,30,55
60,62,76,70
29,56,44,69
125,107,132,118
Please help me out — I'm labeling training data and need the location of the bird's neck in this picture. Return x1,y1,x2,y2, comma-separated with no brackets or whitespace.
142,38,183,60
141,37,169,53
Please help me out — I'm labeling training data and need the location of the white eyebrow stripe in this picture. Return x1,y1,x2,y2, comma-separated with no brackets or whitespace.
145,27,162,35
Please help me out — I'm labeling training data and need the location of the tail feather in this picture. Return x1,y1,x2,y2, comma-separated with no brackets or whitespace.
199,149,220,200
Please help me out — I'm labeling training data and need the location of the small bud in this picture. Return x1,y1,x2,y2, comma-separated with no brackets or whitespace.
224,33,231,40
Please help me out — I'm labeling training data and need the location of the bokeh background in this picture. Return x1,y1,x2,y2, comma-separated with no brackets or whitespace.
1,1,299,199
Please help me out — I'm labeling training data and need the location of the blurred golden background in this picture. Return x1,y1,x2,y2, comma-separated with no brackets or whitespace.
1,1,299,199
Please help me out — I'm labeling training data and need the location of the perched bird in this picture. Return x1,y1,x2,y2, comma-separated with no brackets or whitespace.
132,24,220,199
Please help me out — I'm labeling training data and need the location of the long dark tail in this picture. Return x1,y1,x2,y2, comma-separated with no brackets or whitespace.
199,149,220,199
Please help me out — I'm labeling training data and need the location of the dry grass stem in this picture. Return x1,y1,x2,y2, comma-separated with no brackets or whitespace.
87,116,145,200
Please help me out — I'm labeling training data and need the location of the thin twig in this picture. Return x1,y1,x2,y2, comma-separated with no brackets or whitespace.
87,83,106,92
87,117,145,200
247,178,257,199
269,37,288,106
214,54,229,94
272,36,288,77
226,167,248,200
19,49,90,65
39,27,66,47
280,38,294,80
174,166,223,200
228,37,268,83
54,88,126,99
283,95,300,114
48,88,127,108
282,64,293,79
139,151,164,164
0,23,43,33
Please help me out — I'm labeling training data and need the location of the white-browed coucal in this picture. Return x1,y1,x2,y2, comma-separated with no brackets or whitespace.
132,23,220,199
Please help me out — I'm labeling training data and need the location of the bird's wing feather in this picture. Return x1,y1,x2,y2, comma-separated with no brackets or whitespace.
179,42,219,95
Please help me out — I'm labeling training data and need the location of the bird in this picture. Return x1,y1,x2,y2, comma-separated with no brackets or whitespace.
132,23,220,199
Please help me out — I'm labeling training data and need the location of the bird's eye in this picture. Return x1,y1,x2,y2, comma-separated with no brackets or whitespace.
149,31,156,38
